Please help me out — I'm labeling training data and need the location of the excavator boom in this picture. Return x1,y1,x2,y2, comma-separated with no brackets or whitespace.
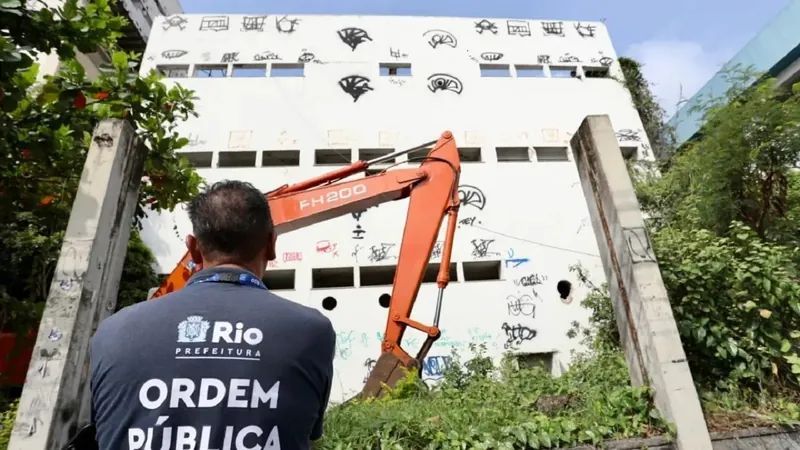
151,131,462,398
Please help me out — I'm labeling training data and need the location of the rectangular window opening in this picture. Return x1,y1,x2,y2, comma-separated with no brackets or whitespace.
315,149,351,166
232,64,267,78
406,147,431,164
584,67,610,78
271,63,304,77
379,63,411,76
620,146,638,161
312,267,354,289
180,151,213,168
462,260,501,282
496,147,531,162
480,64,511,77
549,66,577,78
262,269,295,291
217,151,257,168
262,150,300,167
360,265,396,287
517,352,554,373
535,147,569,162
458,147,482,162
156,65,189,78
193,64,228,78
515,65,546,78
422,262,458,283
358,148,396,163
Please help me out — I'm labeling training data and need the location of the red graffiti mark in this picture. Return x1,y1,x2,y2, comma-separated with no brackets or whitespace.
267,260,279,268
316,240,339,257
283,252,303,263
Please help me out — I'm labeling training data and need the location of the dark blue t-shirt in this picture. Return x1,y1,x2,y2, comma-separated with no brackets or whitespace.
90,267,335,450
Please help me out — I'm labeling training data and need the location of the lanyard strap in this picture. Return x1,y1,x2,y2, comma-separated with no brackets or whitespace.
187,272,268,291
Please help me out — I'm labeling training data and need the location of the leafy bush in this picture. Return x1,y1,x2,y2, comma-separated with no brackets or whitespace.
318,345,666,449
0,399,18,450
656,222,800,388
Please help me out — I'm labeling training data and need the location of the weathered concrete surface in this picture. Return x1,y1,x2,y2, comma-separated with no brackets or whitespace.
570,115,712,450
568,427,800,449
9,120,146,450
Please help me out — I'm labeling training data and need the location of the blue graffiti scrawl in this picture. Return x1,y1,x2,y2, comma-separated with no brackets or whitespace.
422,355,453,381
504,248,529,268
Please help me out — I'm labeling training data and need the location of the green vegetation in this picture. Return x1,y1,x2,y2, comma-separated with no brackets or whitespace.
0,0,201,334
320,346,667,450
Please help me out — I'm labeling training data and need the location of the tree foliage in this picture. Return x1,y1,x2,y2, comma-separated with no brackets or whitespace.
0,0,202,332
618,57,676,159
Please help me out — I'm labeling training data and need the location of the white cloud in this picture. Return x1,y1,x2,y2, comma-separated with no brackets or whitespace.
623,40,738,118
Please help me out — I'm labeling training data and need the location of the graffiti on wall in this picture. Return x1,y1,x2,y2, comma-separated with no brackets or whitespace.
504,249,530,268
316,240,340,258
575,22,596,38
558,53,581,63
161,49,188,59
275,16,299,33
254,51,281,61
241,15,267,32
368,243,397,263
338,27,373,51
471,239,501,259
423,29,457,49
199,16,229,32
282,252,303,263
507,294,538,317
507,20,531,37
339,75,374,102
220,52,239,63
624,227,657,263
431,241,443,259
422,355,453,381
474,19,498,34
616,129,642,142
502,323,537,349
458,216,482,228
480,52,503,62
427,74,463,94
389,48,409,59
458,185,487,210
541,21,564,36
163,15,188,31
537,54,551,64
337,328,497,362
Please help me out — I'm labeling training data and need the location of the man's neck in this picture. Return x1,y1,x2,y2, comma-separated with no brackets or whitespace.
203,262,261,278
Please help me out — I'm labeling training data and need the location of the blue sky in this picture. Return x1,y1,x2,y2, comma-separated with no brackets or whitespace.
182,0,791,116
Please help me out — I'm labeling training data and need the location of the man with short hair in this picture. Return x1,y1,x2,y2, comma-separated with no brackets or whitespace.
90,180,336,450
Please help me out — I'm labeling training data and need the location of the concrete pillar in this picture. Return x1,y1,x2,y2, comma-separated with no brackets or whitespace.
570,115,712,450
9,120,146,450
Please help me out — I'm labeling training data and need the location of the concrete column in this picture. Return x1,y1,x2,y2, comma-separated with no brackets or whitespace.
9,120,146,450
570,115,712,450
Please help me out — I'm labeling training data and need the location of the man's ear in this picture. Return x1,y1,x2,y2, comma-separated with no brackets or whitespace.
186,234,203,264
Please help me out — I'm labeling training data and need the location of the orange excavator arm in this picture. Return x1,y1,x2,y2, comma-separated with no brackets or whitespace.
150,131,462,398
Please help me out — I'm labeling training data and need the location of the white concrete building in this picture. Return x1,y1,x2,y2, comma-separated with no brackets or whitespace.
139,13,654,403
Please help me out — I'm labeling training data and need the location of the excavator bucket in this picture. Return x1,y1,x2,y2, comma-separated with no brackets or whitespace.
358,352,422,400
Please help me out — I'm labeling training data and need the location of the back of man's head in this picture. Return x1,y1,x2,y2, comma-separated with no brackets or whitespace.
186,180,273,264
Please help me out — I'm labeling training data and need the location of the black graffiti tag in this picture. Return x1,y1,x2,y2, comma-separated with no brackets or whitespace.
507,294,537,317
458,185,486,210
471,239,500,259
337,27,373,51
339,75,373,102
502,323,537,349
514,273,547,287
368,243,397,262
